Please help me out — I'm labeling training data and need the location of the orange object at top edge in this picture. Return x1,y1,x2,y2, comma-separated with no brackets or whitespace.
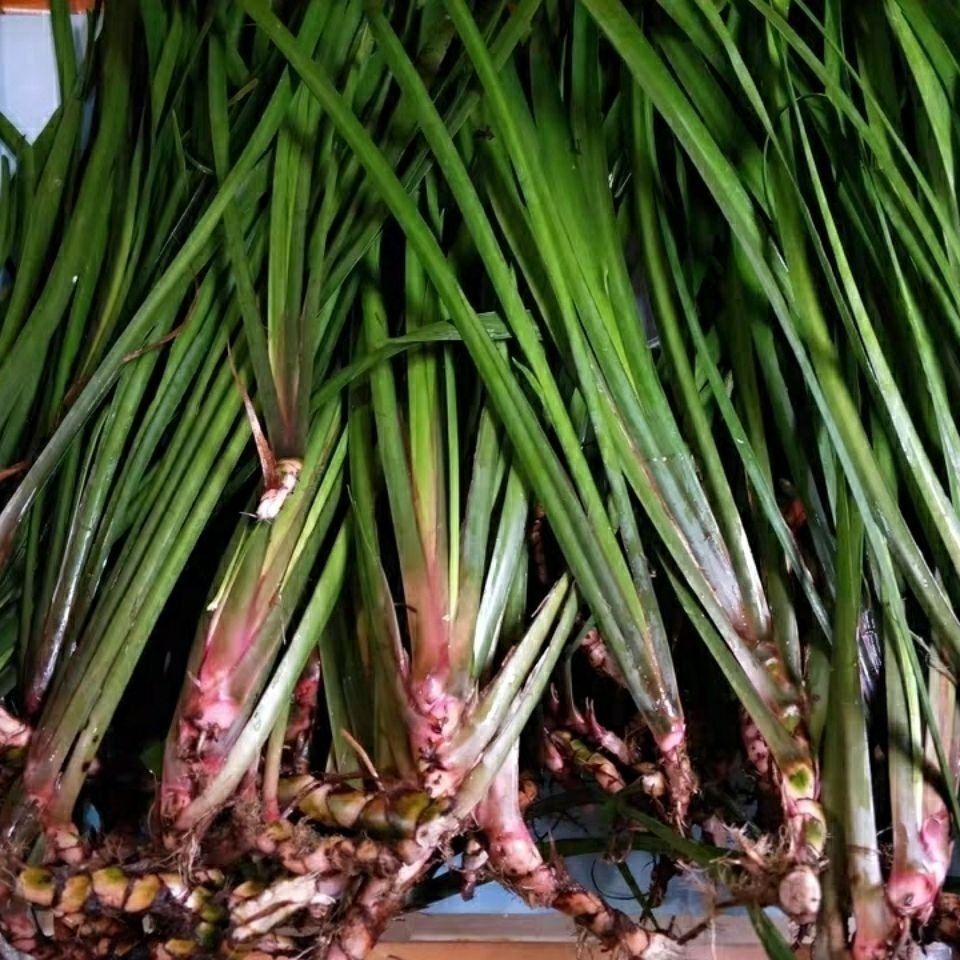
0,1,96,11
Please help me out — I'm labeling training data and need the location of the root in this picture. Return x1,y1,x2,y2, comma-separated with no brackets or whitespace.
230,873,344,941
478,763,675,959
459,836,488,900
257,458,303,522
660,739,695,826
490,840,677,958
539,725,580,791
739,707,824,865
699,817,822,924
256,820,400,877
43,823,87,866
777,865,822,924
929,891,960,948
0,708,30,753
277,776,447,840
284,652,321,775
580,630,626,687
548,684,693,824
530,503,549,585
318,852,435,960
319,877,406,960
545,724,680,822
0,820,411,960
735,706,825,919
740,708,772,781
2,858,228,959
548,730,626,794
518,771,539,813
583,700,635,766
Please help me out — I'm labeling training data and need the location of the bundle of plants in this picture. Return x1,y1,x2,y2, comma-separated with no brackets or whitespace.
247,0,838,926
0,5,676,957
466,12,836,915
0,243,671,960
571,0,960,954
0,0,477,954
244,0,960,954
4,0,960,958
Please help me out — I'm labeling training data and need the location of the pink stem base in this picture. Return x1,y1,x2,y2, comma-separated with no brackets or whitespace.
886,811,951,923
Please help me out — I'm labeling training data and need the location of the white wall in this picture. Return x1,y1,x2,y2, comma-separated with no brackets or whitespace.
0,12,85,149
